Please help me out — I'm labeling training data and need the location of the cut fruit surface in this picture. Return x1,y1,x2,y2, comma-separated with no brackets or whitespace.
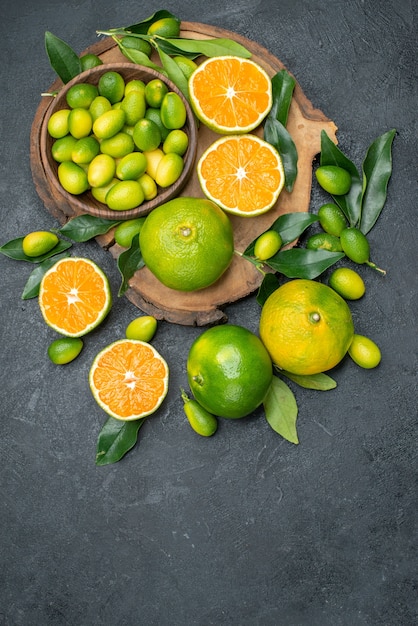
197,134,285,216
189,56,272,134
89,339,169,420
39,257,111,337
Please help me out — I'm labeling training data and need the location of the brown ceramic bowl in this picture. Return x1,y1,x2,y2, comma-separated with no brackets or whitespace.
40,63,198,220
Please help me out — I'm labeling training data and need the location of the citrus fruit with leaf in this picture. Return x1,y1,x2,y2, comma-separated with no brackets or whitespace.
147,17,180,38
89,339,169,421
39,257,111,337
139,197,234,292
189,56,272,134
187,325,273,419
254,230,282,261
340,227,370,264
348,334,381,369
47,337,83,365
328,267,366,300
22,231,59,257
259,279,354,375
318,203,348,236
315,165,351,195
197,134,284,216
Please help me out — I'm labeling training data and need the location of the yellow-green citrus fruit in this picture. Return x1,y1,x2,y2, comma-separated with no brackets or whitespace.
340,227,370,264
147,17,181,38
328,267,366,300
22,231,59,257
114,217,146,247
92,108,125,139
348,334,381,369
181,390,218,437
105,180,144,211
47,337,83,365
120,89,146,126
306,232,343,252
71,136,100,164
124,79,146,96
99,132,134,158
125,315,157,342
144,78,169,108
138,173,158,200
318,203,348,236
58,161,89,194
87,154,116,188
143,148,164,179
133,118,162,152
115,152,147,181
254,230,282,260
66,82,98,109
140,197,234,291
91,178,118,203
51,135,78,162
47,109,70,138
120,36,152,58
79,53,103,71
68,107,93,138
315,165,352,195
154,152,184,188
144,107,170,141
162,129,189,156
160,92,187,129
98,71,125,104
187,324,273,419
173,56,198,79
89,95,112,121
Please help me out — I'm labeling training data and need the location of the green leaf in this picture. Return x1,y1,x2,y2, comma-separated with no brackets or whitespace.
118,43,164,72
244,212,319,256
263,375,299,444
57,214,122,242
269,70,296,126
264,117,298,192
320,131,363,227
265,248,344,279
280,369,337,390
0,236,72,262
256,273,281,306
44,31,82,83
360,129,396,234
21,252,71,299
157,46,190,100
96,416,146,466
164,37,252,58
117,234,145,296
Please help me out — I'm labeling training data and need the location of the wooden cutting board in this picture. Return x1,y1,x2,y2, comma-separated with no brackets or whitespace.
30,21,338,326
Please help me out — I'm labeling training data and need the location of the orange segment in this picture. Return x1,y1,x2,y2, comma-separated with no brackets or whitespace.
39,257,111,337
189,56,272,134
197,135,285,216
89,340,169,420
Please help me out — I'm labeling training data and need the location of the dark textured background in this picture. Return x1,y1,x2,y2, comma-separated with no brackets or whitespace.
1,1,416,625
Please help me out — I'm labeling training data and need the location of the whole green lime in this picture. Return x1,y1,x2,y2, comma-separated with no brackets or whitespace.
318,203,348,236
340,227,370,264
187,325,273,419
315,165,351,195
47,337,83,365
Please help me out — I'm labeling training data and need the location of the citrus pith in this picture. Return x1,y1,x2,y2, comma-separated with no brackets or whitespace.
89,339,169,421
189,55,272,134
197,134,284,216
39,257,111,337
259,279,354,375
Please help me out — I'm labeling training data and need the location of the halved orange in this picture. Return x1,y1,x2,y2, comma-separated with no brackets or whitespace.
189,56,272,134
197,134,285,216
39,257,111,337
89,339,169,420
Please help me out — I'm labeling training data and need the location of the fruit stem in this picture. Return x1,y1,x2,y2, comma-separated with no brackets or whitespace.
180,387,190,404
366,260,386,276
234,249,266,275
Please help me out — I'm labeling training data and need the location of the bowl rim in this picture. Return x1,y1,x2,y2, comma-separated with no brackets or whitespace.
40,62,198,220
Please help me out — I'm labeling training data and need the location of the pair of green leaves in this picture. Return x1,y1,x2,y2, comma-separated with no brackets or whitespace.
320,128,396,233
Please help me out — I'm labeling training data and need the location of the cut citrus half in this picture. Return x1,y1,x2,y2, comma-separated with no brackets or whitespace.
197,134,285,216
39,257,111,337
189,56,272,134
89,339,169,421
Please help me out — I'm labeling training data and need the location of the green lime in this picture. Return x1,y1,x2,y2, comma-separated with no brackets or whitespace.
160,92,187,129
89,95,112,121
340,227,370,264
120,36,152,58
144,79,169,108
124,79,146,96
162,129,189,156
315,165,352,195
48,337,83,365
114,217,146,247
47,109,70,138
98,71,125,104
144,107,170,141
172,56,198,79
79,53,103,71
105,180,144,211
51,135,78,162
181,389,218,437
138,173,158,200
99,132,134,158
328,267,366,300
68,107,93,138
318,203,348,236
125,315,157,341
155,152,184,188
306,232,343,252
91,178,118,203
87,154,116,188
92,108,126,139
147,17,181,37
254,230,282,260
120,89,146,126
22,231,59,257
133,118,162,152
71,136,100,164
116,152,147,181
58,161,89,194
66,83,98,109
348,334,381,369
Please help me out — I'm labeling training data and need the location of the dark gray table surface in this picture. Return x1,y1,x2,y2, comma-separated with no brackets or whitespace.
1,1,416,625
